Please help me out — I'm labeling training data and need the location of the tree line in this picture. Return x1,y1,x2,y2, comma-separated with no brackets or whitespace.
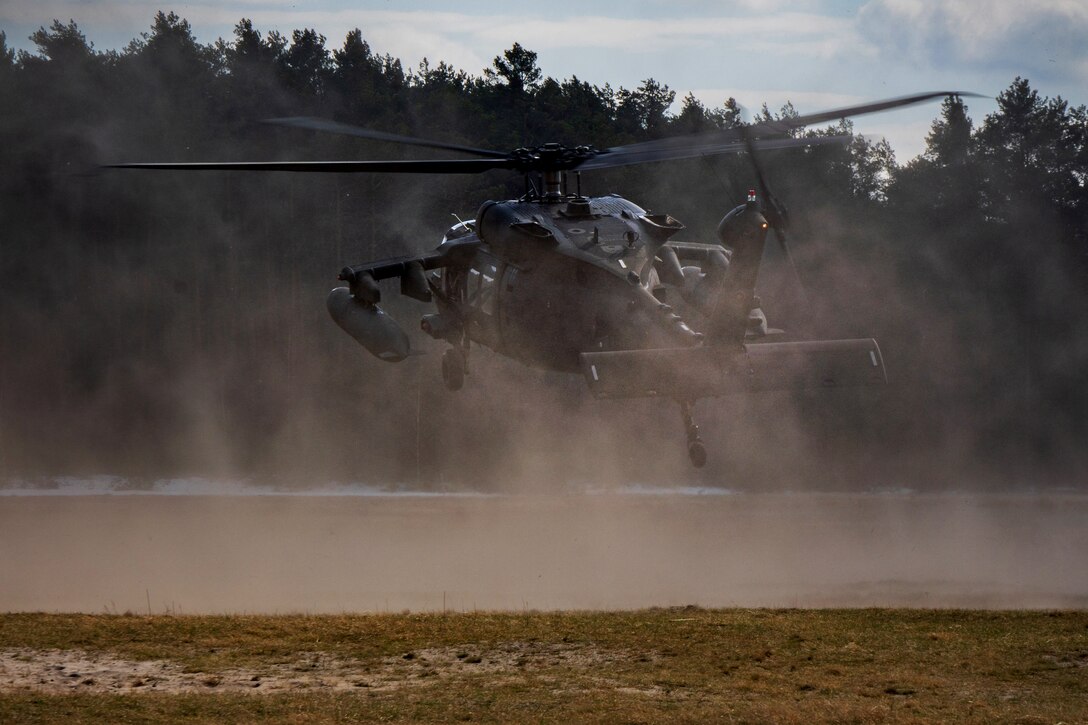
1,13,1085,487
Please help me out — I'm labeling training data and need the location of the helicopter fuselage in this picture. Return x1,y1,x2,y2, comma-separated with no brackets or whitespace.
428,194,704,372
108,90,959,466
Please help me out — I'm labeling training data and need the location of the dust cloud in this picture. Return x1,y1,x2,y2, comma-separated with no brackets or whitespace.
4,160,1086,615
2,487,1086,613
3,48,1086,616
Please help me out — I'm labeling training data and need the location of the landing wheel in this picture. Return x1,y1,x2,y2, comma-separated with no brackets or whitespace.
687,441,707,468
441,348,464,391
679,399,707,468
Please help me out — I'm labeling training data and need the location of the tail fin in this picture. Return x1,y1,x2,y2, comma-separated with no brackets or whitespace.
705,196,770,346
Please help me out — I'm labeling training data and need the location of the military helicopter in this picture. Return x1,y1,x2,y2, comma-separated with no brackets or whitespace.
110,91,964,467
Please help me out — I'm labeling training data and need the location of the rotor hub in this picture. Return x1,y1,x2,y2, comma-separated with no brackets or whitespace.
509,143,598,174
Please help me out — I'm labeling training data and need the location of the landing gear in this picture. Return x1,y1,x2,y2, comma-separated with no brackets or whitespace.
679,400,706,468
441,347,465,391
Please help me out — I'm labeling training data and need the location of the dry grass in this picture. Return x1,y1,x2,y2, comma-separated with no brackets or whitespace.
1,609,1086,723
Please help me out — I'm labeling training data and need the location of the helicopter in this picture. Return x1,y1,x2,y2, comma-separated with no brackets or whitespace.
110,91,965,467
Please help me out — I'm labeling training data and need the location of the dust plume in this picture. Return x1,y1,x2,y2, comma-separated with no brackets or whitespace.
2,489,1085,613
2,16,1086,616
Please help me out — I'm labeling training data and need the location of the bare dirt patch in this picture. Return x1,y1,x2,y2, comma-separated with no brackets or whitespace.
1,642,640,695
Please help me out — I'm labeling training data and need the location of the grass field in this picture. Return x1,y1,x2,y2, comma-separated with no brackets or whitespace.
2,609,1086,723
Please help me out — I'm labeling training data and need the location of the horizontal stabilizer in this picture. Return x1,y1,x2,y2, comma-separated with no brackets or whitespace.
580,339,886,399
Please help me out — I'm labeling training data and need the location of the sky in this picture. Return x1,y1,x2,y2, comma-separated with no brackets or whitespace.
2,0,1086,161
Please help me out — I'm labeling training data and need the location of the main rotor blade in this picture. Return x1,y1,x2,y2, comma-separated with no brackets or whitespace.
108,91,975,177
578,134,849,170
263,117,510,159
748,90,983,136
584,90,974,170
105,158,517,174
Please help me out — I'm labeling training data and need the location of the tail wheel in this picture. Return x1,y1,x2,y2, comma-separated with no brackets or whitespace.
441,348,464,391
679,399,707,468
687,440,707,468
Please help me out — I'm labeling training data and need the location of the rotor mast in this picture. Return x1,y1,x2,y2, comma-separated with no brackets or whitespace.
529,143,576,201
542,169,563,200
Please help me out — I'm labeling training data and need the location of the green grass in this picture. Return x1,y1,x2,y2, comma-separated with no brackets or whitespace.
2,609,1086,723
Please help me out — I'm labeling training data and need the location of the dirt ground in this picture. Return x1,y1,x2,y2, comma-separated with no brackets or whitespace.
2,609,1086,723
1,642,633,695
2,489,1086,613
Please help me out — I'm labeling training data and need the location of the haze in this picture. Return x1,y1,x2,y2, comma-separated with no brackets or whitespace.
1,9,1085,614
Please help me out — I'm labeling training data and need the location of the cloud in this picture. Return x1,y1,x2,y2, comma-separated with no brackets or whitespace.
470,14,857,53
1,4,861,61
857,0,1088,84
5,0,1077,132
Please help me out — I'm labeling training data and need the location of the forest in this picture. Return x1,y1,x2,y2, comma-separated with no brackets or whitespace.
1,13,1085,489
